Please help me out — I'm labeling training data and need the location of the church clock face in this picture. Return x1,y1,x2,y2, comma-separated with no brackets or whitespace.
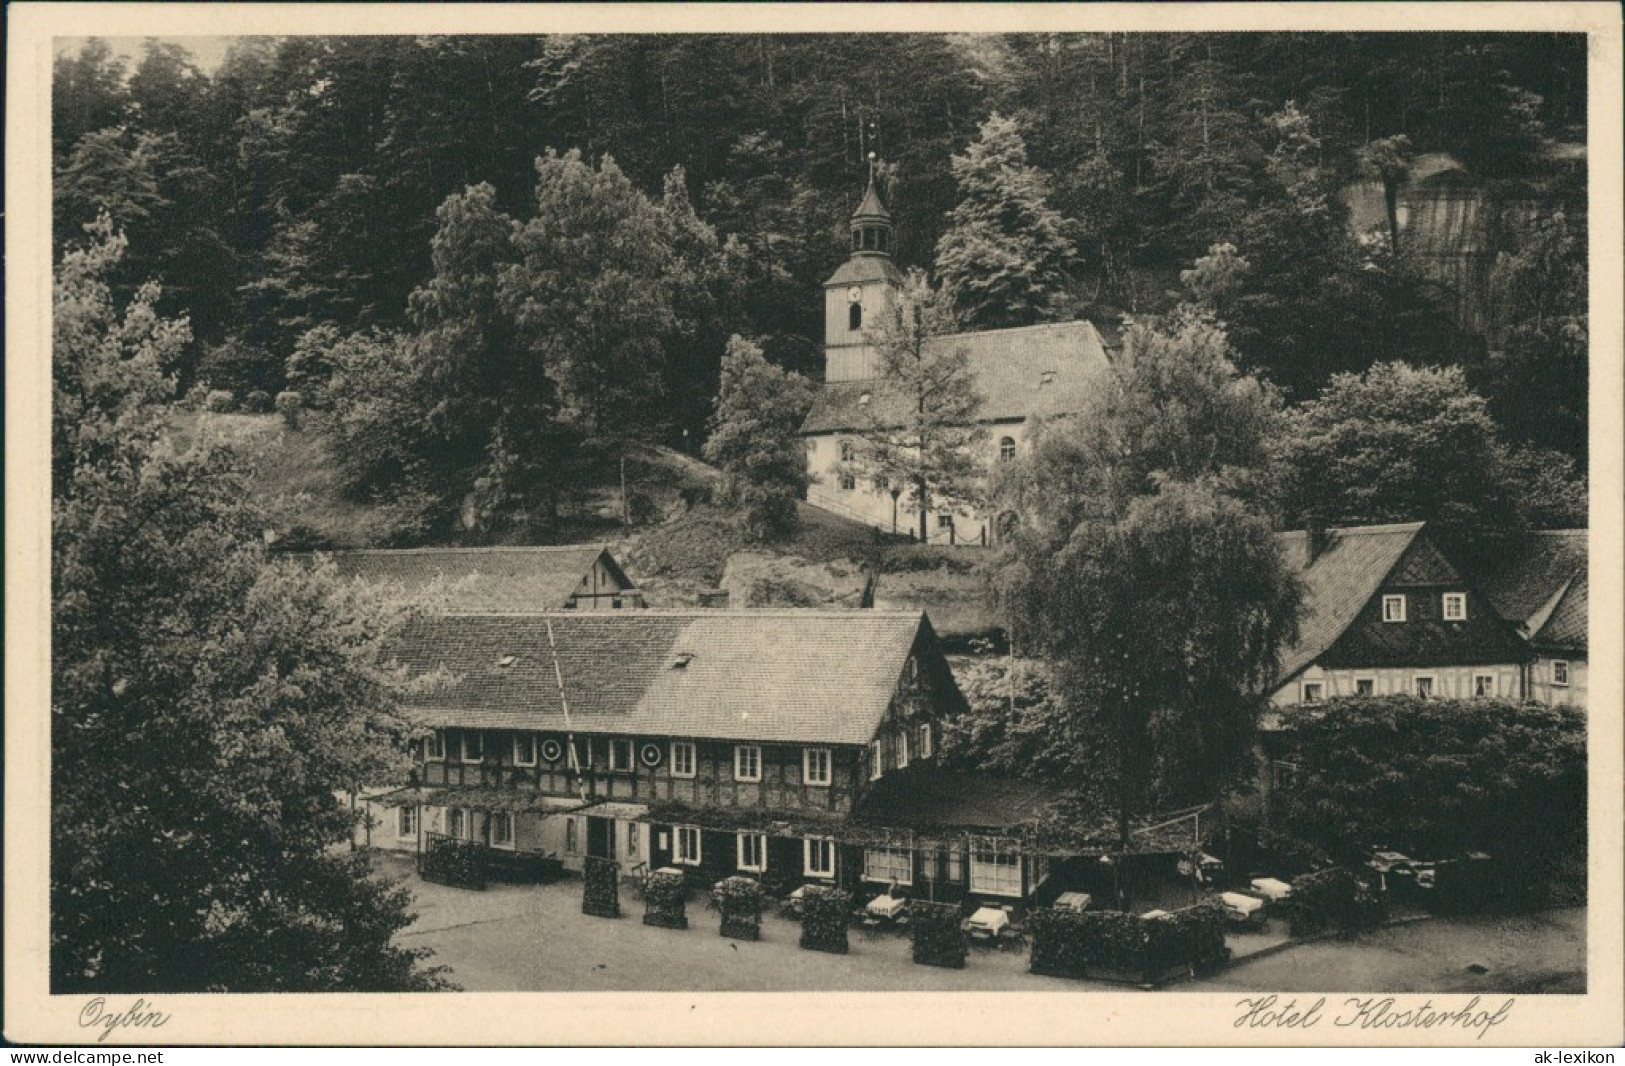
847,286,863,303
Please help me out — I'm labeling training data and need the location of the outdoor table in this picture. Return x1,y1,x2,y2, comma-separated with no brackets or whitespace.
1250,877,1293,901
1139,909,1170,919
1220,891,1264,918
964,905,1011,938
654,866,684,878
1054,891,1092,913
864,894,908,920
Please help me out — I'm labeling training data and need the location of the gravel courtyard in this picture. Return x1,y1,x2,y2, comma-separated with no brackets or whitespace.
378,854,1585,994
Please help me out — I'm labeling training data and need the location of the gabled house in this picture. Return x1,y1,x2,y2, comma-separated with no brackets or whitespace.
799,177,1111,545
303,544,642,612
1481,530,1588,708
365,609,979,896
1268,522,1531,708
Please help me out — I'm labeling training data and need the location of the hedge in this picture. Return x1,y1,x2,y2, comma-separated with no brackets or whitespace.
642,869,689,930
716,876,763,941
203,389,236,413
1282,868,1384,936
798,885,851,955
582,855,621,919
1029,904,1227,985
419,833,485,891
910,901,967,969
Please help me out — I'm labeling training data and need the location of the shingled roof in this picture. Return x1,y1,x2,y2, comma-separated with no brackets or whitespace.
389,610,938,745
1274,522,1426,682
801,319,1111,435
298,545,631,613
1479,530,1587,654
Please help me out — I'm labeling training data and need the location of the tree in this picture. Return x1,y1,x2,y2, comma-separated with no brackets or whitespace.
999,315,1300,848
1358,134,1414,256
934,113,1076,329
1274,696,1585,900
52,219,448,992
501,150,678,434
843,270,986,542
703,336,814,542
1276,361,1575,568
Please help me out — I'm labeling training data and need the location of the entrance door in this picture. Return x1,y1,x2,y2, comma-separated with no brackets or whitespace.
587,816,615,859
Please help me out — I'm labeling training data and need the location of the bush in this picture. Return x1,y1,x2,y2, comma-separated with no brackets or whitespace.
642,869,688,930
1030,904,1227,984
582,855,620,919
910,901,967,969
275,390,304,429
716,876,763,941
1281,867,1385,937
244,389,273,414
204,389,236,413
419,834,485,891
797,885,851,955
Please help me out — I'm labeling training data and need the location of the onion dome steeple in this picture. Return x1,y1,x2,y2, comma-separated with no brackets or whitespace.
849,153,893,257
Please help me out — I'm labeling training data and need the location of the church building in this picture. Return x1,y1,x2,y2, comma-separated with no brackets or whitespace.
799,178,1111,545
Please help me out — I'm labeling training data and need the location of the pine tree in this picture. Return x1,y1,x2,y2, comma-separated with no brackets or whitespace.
934,113,1076,329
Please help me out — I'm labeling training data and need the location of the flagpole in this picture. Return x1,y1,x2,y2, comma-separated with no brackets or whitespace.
544,616,589,805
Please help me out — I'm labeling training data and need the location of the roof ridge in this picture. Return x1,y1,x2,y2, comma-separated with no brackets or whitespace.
927,318,1102,345
1278,520,1426,537
430,608,926,620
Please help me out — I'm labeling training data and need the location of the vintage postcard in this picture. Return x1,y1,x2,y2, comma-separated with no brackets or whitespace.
6,1,1621,1047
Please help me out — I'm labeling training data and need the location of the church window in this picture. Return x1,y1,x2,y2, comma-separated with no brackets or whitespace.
999,436,1017,461
850,303,863,330
839,440,856,462
840,474,856,492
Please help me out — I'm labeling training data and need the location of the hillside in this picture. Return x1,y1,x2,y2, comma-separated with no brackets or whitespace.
195,411,1002,634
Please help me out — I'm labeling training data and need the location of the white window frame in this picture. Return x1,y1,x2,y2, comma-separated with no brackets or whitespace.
1414,674,1436,699
870,740,883,781
803,747,832,787
918,723,932,759
1442,592,1468,621
609,738,635,773
460,730,484,764
425,731,445,762
1473,673,1497,697
1552,660,1571,687
1302,682,1324,704
1355,677,1376,696
734,744,762,783
448,808,466,839
737,833,767,873
969,836,1023,898
491,812,514,849
675,824,702,866
1382,594,1407,623
512,733,536,767
863,845,913,886
897,729,910,769
804,837,836,878
398,805,417,839
671,741,697,778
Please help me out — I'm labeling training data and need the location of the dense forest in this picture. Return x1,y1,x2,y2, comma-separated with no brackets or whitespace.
53,32,1588,540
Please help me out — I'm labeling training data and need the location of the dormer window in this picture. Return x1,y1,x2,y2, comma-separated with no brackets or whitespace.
496,655,517,668
671,652,695,669
1039,371,1057,388
858,392,871,407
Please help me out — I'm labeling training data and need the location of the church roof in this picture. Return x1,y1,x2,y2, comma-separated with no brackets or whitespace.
801,319,1111,434
851,179,892,223
823,254,907,288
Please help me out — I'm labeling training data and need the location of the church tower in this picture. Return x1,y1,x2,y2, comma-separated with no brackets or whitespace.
822,164,904,382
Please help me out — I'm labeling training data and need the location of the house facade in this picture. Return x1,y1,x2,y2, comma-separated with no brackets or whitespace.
305,544,643,611
1268,522,1532,709
799,179,1111,545
1481,529,1588,708
361,609,1096,902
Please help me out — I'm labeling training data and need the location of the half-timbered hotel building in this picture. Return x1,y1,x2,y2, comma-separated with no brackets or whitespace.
365,608,1071,902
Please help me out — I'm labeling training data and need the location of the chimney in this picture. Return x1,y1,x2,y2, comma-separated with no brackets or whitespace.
1306,516,1331,563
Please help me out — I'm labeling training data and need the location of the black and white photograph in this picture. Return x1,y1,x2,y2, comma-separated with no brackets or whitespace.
6,1,1621,1048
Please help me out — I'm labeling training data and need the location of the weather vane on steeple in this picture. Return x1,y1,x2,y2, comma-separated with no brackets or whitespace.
868,149,877,185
